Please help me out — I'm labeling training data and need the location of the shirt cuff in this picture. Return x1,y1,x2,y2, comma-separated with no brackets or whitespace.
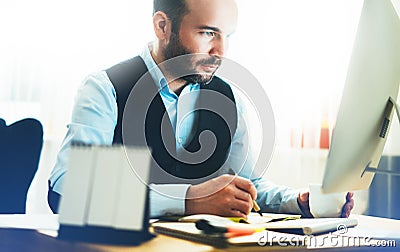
279,189,303,214
149,184,191,218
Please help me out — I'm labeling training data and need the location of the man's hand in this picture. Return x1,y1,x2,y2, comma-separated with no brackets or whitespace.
185,174,257,219
341,192,355,217
297,191,355,218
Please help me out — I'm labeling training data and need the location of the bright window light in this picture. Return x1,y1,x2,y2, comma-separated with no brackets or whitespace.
1,0,364,147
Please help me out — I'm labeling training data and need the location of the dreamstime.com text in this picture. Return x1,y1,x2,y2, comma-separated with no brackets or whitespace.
257,225,396,248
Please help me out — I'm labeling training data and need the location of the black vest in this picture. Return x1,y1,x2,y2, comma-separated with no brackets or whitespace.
106,56,237,179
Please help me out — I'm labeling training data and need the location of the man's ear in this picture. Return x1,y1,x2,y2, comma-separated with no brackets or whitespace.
153,11,172,42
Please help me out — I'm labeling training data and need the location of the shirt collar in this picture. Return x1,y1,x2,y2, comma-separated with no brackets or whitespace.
139,43,169,92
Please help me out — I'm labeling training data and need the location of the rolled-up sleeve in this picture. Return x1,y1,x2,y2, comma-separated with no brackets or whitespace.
49,71,118,194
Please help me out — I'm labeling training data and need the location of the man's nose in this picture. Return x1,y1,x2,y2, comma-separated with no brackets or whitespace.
210,37,228,58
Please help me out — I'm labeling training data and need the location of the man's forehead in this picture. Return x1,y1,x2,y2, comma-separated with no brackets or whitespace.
183,0,238,34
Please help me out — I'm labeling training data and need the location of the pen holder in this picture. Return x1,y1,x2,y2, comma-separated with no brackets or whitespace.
58,189,154,245
57,145,155,245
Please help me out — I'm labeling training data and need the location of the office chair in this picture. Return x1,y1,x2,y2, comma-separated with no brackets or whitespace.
0,118,43,213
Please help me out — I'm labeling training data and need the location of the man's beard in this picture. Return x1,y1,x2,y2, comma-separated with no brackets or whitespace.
162,32,221,85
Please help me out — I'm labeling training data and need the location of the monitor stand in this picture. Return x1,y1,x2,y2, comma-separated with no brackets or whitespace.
362,97,400,177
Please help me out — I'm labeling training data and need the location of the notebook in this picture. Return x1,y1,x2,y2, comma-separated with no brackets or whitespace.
151,213,358,248
179,212,301,225
179,213,357,235
262,217,358,235
151,222,307,248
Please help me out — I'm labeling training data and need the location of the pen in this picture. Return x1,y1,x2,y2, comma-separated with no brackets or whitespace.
252,200,263,217
228,168,263,217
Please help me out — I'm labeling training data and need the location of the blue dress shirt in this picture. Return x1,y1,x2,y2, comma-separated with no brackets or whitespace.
49,44,303,217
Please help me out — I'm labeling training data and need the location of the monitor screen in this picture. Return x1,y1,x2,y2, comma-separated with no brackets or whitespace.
322,0,400,193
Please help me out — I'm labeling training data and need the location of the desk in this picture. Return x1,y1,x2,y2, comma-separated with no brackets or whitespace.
0,215,398,252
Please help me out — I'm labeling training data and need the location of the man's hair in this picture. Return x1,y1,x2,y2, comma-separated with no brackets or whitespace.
153,0,189,34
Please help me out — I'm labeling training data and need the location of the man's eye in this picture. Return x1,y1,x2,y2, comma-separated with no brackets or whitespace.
202,31,215,37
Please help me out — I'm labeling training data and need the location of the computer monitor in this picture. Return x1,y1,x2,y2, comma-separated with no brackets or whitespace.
322,0,400,193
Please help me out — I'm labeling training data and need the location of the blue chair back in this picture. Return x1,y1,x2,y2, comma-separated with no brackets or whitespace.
0,118,43,213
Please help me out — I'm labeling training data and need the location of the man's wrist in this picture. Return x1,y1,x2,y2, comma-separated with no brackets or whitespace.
185,185,196,215
297,192,313,217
